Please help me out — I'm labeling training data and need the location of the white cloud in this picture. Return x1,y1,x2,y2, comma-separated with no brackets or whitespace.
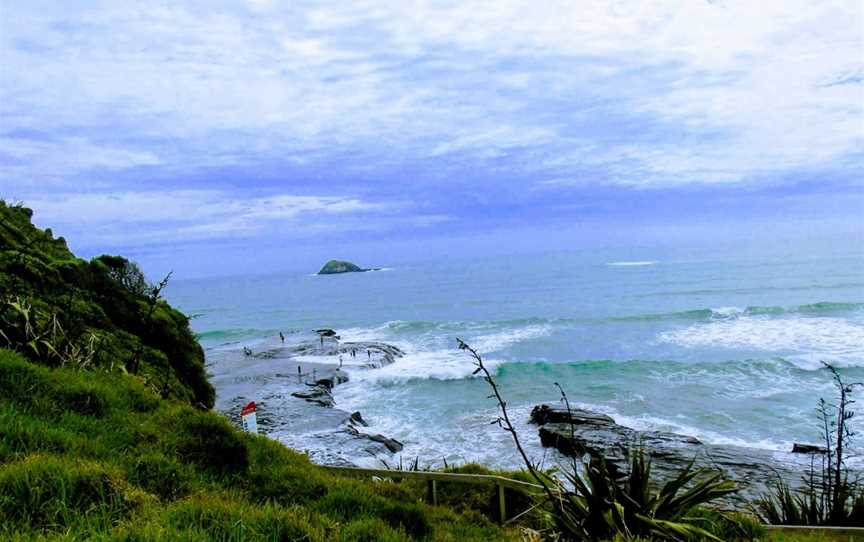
24,190,388,241
0,0,861,193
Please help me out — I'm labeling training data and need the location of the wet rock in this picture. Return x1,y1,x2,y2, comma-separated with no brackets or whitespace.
792,443,828,454
349,411,368,427
291,385,334,407
344,425,404,453
314,370,349,390
530,404,799,504
530,404,616,427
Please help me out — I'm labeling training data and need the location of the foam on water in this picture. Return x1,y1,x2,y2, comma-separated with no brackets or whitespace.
658,315,864,368
169,247,864,470
338,323,552,385
607,261,657,267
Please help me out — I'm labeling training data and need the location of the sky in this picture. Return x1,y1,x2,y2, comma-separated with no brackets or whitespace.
1,0,862,278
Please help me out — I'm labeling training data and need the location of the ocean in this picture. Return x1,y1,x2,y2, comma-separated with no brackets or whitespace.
165,243,864,470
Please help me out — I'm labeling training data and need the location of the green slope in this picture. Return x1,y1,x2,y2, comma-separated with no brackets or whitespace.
0,202,515,541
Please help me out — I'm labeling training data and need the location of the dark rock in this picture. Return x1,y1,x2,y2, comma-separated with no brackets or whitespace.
792,443,828,454
344,425,404,453
531,403,799,504
315,329,338,337
530,404,615,426
318,260,369,275
314,370,349,390
368,433,405,453
291,386,334,407
350,411,368,427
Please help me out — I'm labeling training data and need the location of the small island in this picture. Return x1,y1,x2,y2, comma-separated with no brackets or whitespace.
317,259,375,275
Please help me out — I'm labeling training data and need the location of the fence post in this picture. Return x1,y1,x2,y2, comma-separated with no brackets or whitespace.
498,483,506,524
427,480,439,505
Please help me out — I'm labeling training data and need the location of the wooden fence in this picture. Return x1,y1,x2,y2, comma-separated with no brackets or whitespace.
325,466,864,537
323,466,543,524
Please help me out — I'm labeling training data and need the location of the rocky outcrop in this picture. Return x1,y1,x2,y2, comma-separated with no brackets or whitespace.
217,329,406,462
318,260,371,275
530,404,801,504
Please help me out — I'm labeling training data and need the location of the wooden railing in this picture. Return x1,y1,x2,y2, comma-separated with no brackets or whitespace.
325,466,864,535
764,525,864,537
323,466,543,524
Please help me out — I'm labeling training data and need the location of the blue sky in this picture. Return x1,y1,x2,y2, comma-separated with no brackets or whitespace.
1,0,862,278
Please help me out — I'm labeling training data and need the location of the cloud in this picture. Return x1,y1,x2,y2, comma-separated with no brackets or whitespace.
24,190,392,246
2,1,860,191
1,0,861,267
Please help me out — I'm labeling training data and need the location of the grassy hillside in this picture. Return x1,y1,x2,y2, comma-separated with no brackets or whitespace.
0,202,517,541
0,201,212,407
0,349,515,541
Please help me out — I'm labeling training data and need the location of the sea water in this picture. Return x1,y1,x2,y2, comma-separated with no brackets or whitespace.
165,242,864,469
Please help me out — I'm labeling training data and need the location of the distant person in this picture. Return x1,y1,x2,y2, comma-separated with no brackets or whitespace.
351,348,356,358
367,349,371,360
279,331,285,343
320,335,324,347
339,355,343,368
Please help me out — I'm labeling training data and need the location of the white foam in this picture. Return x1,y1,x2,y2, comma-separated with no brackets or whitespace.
337,322,552,384
607,261,657,267
338,321,403,343
351,349,493,383
658,315,864,368
468,324,552,354
710,306,745,318
567,402,797,454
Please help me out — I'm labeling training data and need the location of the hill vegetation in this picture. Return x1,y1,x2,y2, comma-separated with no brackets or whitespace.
0,201,515,541
0,201,212,406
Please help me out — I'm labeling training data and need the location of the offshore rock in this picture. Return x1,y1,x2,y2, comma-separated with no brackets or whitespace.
318,260,369,275
530,404,800,505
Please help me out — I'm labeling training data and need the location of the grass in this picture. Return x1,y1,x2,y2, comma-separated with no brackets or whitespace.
0,349,515,541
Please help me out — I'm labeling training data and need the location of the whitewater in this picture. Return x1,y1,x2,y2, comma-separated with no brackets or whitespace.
166,245,864,469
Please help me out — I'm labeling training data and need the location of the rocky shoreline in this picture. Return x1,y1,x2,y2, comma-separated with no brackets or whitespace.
529,404,806,504
214,329,814,502
215,329,406,465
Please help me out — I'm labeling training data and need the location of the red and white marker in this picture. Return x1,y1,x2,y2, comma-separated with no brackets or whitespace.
241,401,258,434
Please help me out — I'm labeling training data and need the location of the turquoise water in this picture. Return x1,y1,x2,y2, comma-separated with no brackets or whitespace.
166,244,864,468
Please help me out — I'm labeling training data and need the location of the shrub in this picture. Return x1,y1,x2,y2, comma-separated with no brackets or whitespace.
94,255,150,297
756,362,864,527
